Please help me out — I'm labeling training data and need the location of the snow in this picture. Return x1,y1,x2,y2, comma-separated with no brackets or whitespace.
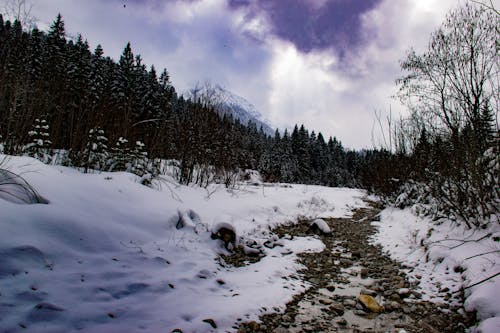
0,155,367,332
371,206,500,332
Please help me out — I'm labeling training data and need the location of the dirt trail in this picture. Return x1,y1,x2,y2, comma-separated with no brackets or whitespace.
237,201,474,333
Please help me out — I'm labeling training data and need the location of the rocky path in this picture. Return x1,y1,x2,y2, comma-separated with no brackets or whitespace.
237,201,474,333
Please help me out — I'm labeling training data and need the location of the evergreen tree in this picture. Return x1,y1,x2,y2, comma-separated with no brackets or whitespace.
83,127,108,173
24,116,52,163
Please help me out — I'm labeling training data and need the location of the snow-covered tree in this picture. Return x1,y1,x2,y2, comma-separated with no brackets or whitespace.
109,137,129,172
83,127,108,173
128,140,148,177
24,117,52,163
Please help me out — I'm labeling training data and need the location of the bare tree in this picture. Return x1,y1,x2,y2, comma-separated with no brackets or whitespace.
397,1,498,137
1,0,36,28
471,0,499,16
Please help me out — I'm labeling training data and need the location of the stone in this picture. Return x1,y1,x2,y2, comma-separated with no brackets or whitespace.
329,303,345,316
247,321,260,331
336,318,347,326
318,298,333,305
360,268,369,279
390,293,401,302
398,288,411,297
326,285,336,292
343,299,357,308
360,288,377,296
390,301,401,310
358,294,384,313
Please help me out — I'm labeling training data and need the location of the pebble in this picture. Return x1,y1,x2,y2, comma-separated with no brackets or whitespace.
343,299,357,307
336,318,347,326
318,298,333,305
329,303,345,316
360,288,377,296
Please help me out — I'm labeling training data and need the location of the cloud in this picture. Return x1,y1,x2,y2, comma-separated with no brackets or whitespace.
227,0,382,56
254,0,461,149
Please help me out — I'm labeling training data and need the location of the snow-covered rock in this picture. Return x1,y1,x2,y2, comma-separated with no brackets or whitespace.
310,218,331,234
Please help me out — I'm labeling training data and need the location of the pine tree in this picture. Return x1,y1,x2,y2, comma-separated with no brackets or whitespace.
83,127,108,173
128,140,148,177
24,116,52,163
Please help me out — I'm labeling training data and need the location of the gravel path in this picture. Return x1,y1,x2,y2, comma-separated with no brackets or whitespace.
236,201,474,333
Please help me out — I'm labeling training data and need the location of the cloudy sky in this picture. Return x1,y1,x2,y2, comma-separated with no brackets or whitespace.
14,0,466,149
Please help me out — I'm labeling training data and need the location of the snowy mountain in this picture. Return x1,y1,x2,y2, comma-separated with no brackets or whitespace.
185,84,274,136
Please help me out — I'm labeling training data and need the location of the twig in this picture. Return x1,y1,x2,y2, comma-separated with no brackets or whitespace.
426,233,491,250
465,250,500,260
463,272,500,291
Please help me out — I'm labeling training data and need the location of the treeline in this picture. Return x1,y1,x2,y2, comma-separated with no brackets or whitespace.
0,13,365,187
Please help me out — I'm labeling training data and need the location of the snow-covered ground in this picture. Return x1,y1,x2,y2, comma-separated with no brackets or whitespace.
371,207,500,333
0,155,367,333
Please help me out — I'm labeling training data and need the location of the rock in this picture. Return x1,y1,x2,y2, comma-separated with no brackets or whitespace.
202,318,217,329
211,224,236,250
273,328,290,333
390,293,401,302
360,288,377,296
318,298,333,305
343,299,357,308
440,287,450,293
358,294,383,313
390,301,401,310
309,219,331,234
326,285,336,292
329,303,345,316
351,250,361,259
336,318,347,326
340,258,353,267
243,245,261,257
247,321,260,331
360,268,369,278
395,280,406,289
398,288,411,297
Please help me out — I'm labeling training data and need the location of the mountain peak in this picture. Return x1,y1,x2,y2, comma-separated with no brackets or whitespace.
184,83,274,135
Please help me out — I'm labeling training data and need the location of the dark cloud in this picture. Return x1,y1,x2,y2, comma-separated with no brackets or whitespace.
228,0,382,54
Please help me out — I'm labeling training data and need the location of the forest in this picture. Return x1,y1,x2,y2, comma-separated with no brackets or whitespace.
0,2,498,230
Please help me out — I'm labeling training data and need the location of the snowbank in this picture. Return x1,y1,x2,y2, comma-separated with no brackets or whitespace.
371,207,500,333
0,155,368,332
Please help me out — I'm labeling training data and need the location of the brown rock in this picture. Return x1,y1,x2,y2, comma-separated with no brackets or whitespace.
358,294,384,313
